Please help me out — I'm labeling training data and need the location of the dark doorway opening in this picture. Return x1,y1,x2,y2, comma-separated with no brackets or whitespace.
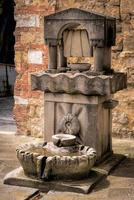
0,0,16,97
0,0,15,64
0,0,17,134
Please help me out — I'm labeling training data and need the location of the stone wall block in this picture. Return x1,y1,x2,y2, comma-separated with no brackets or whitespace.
108,0,120,6
105,5,120,19
28,50,43,64
112,33,123,51
15,15,40,28
123,31,134,51
20,31,44,45
120,0,134,20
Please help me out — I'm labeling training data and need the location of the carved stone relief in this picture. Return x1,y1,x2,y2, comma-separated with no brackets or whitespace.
57,113,80,136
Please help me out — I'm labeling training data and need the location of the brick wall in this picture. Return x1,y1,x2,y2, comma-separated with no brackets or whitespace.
14,0,134,138
14,0,56,137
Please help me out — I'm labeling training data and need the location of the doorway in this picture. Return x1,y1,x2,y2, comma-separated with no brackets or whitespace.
0,0,16,134
0,0,16,97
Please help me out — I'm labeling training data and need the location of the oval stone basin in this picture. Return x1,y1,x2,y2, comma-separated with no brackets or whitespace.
52,134,76,147
68,63,91,72
16,135,96,180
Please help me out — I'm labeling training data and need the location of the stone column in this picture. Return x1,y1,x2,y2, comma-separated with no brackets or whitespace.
104,47,111,69
48,44,57,70
94,47,104,72
89,46,93,57
108,109,112,151
57,45,67,68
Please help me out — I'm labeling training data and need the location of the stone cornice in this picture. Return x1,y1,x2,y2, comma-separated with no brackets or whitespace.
31,72,127,95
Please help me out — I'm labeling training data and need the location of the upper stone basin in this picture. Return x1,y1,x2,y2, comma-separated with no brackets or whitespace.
31,72,127,95
52,134,76,147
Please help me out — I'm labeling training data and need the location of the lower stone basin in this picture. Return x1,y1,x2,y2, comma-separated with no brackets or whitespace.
16,137,96,180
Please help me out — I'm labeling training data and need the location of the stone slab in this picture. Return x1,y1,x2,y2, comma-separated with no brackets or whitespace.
28,50,43,64
92,154,126,175
15,15,40,28
4,167,104,194
45,93,111,104
4,154,125,194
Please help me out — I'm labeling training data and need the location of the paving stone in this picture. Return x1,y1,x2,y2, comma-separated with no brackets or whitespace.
0,97,17,134
0,133,38,200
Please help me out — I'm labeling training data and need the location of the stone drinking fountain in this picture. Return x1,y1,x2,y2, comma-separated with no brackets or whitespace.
4,8,127,194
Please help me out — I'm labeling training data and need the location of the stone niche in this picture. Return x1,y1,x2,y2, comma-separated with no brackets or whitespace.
31,8,127,162
44,8,116,71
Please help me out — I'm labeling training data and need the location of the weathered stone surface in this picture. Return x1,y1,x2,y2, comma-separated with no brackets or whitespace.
112,88,134,139
16,143,42,178
44,93,113,160
17,7,123,160
15,15,40,28
20,31,44,45
31,72,127,95
28,50,43,64
1,133,134,199
92,154,125,175
103,100,118,109
123,31,134,51
4,167,104,194
14,96,29,105
28,96,45,137
120,0,134,19
44,8,116,47
57,113,80,137
16,141,96,180
44,147,96,180
4,154,125,194
52,134,76,147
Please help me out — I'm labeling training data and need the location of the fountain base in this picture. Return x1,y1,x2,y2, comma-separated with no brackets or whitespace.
4,154,125,194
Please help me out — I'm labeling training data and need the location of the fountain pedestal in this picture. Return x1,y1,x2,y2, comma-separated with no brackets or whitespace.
31,72,126,161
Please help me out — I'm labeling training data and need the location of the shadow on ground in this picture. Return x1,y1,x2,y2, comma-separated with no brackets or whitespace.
0,97,17,134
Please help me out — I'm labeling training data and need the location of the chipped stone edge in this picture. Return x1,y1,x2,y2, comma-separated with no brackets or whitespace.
3,167,104,194
31,72,127,95
4,154,125,194
16,142,97,180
